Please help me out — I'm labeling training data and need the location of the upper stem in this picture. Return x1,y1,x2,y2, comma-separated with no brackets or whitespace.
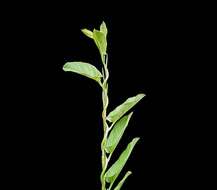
101,54,109,190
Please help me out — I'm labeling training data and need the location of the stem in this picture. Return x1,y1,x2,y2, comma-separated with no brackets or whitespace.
100,54,109,190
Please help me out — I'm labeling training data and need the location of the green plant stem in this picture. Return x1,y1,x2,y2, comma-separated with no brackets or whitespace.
100,54,109,190
63,22,143,190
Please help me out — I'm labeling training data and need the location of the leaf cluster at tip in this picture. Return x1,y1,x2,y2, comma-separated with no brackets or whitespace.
82,21,108,60
63,22,108,85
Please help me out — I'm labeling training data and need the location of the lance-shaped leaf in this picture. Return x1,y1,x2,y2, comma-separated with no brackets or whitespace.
81,29,93,39
93,29,107,58
114,171,132,190
63,62,102,83
105,112,133,153
107,94,145,123
105,138,140,184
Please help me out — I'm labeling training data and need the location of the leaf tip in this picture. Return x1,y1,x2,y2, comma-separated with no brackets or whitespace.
100,21,108,35
62,62,69,71
81,28,93,39
138,93,146,99
127,171,132,175
128,111,134,118
133,137,140,144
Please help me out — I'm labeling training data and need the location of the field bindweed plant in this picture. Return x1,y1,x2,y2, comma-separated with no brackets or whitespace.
63,22,145,190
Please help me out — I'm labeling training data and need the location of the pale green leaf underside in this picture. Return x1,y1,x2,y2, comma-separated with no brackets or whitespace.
105,112,133,153
105,137,140,184
81,29,93,39
107,94,145,123
63,62,102,83
114,171,132,190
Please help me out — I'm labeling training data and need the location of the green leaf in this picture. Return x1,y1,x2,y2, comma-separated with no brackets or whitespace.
105,137,140,184
100,21,108,36
63,62,102,83
93,29,107,59
107,94,145,123
114,171,132,190
105,112,133,153
81,29,93,39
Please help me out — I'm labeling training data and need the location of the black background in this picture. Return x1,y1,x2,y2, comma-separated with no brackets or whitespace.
1,2,212,190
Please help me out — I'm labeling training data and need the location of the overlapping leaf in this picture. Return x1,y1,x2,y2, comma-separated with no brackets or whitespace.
105,112,133,153
107,94,145,123
105,138,140,184
63,62,102,83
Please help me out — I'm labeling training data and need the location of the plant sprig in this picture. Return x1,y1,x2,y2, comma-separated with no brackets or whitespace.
63,21,145,190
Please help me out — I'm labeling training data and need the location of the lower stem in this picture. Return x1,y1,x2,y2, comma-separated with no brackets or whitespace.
101,107,109,190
